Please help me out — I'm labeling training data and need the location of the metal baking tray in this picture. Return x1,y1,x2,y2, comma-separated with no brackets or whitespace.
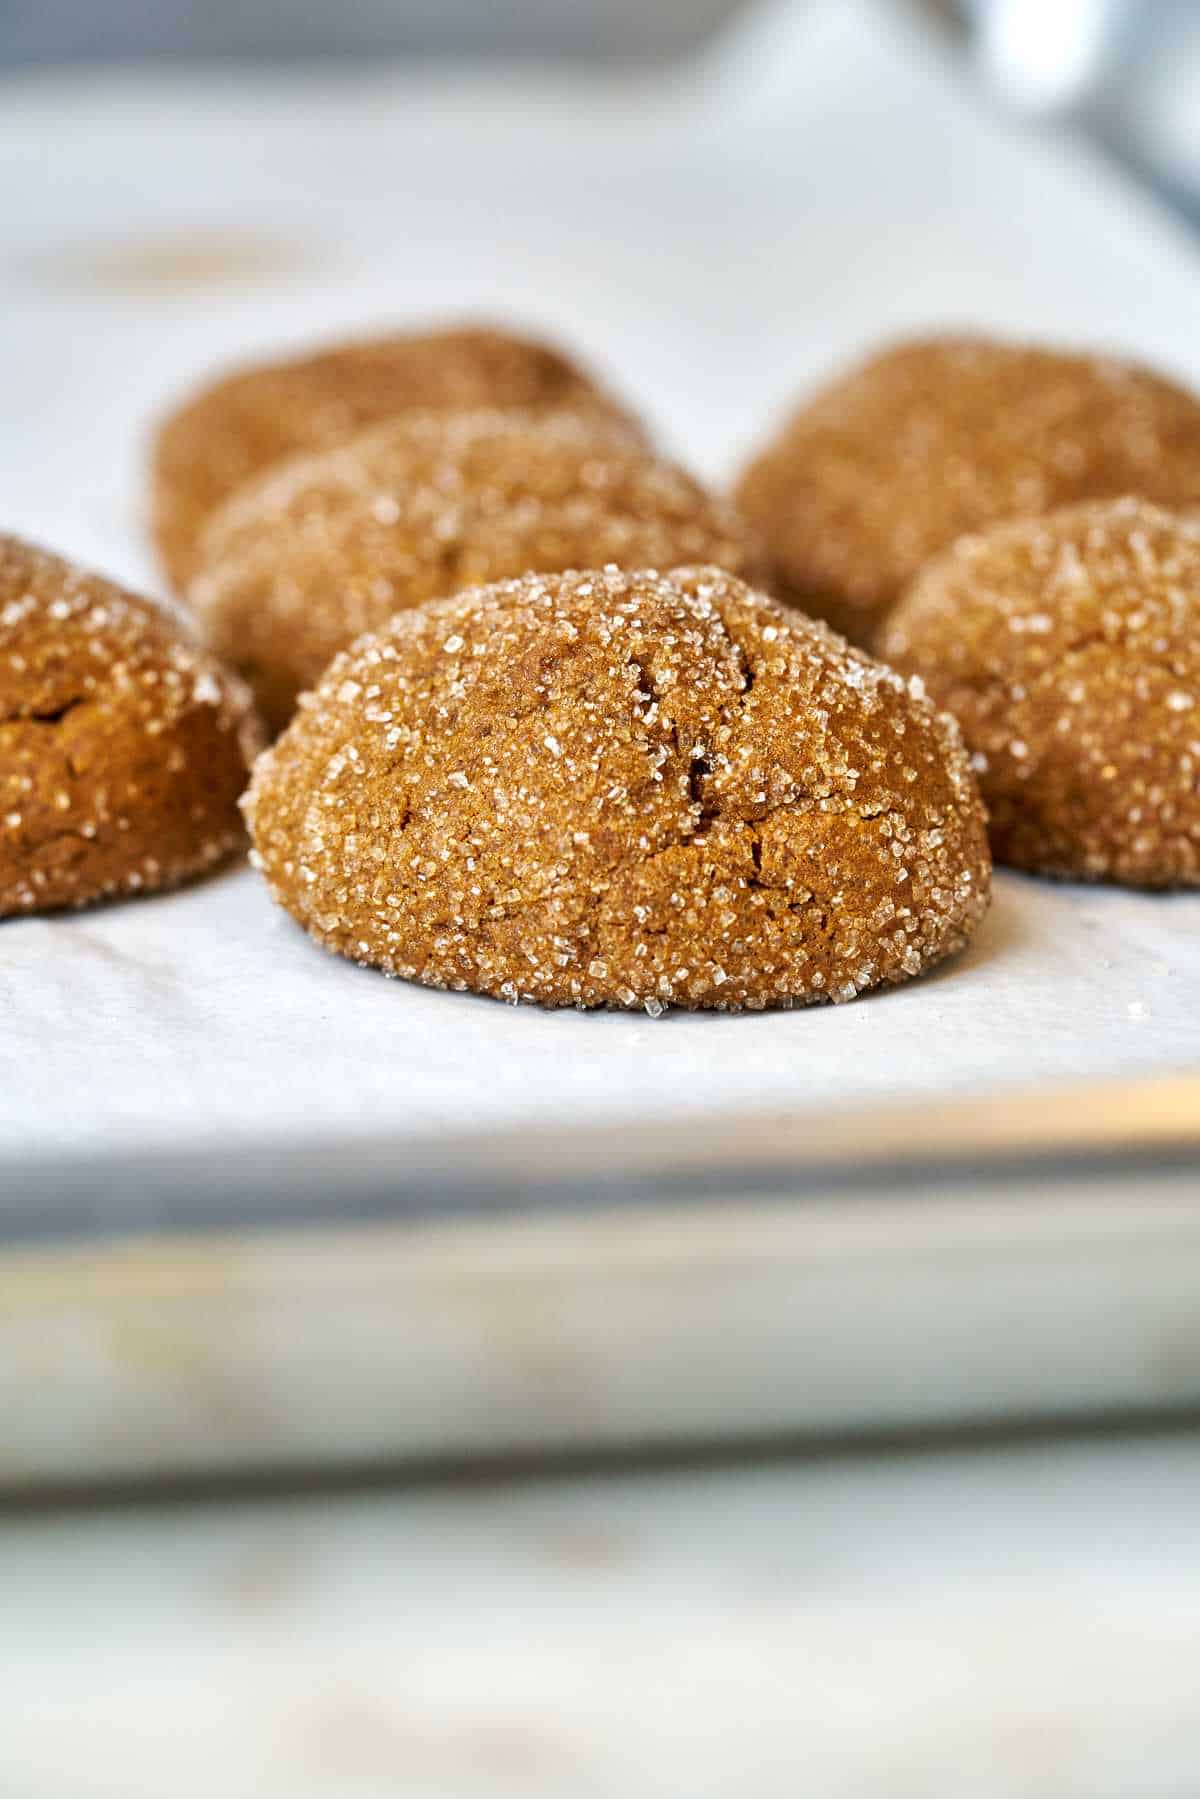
3,1072,1200,1490
3,0,1200,1488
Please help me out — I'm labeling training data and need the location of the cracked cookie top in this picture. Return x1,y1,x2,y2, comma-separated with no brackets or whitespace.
880,497,1200,888
189,406,761,735
0,534,262,916
244,564,990,1011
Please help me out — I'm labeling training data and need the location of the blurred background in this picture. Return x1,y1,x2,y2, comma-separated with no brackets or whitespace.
3,0,1199,232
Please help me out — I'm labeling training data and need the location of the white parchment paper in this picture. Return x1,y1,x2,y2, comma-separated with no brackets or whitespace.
2,0,1198,1164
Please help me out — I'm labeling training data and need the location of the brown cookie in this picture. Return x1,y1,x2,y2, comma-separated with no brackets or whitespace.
879,497,1200,887
245,565,990,1011
735,336,1200,646
151,324,638,591
1,535,262,917
190,407,764,733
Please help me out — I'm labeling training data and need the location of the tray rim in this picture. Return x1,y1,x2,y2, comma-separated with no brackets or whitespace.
3,1066,1199,1250
5,1153,1200,1491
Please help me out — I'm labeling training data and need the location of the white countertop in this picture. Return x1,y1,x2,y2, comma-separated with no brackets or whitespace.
4,1428,1200,1797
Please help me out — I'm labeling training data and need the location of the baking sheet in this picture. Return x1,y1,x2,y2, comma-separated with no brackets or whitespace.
2,0,1199,1173
6,1164,1200,1488
4,0,1200,1485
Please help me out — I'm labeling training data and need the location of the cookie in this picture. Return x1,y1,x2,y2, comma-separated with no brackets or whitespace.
191,407,763,732
151,323,637,589
735,336,1200,645
879,497,1200,887
1,534,261,917
245,565,990,1010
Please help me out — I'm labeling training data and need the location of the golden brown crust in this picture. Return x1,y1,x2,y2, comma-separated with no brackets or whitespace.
191,408,765,733
245,565,991,1011
735,336,1200,646
0,535,262,917
879,497,1200,888
151,324,639,591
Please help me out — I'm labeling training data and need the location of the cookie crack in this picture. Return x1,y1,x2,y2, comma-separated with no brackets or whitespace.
385,604,897,941
626,654,660,715
1,694,87,728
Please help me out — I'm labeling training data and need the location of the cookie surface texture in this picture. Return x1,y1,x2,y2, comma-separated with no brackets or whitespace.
151,324,638,589
880,497,1200,887
735,336,1200,645
246,565,991,1010
1,534,261,916
192,407,762,732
